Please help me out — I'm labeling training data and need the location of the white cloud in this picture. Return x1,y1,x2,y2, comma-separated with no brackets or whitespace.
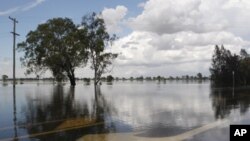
113,31,249,65
109,30,249,76
22,0,46,11
105,0,250,77
101,5,128,33
0,0,46,16
127,0,250,37
137,2,145,8
128,0,227,34
150,31,249,50
0,7,19,16
0,57,12,77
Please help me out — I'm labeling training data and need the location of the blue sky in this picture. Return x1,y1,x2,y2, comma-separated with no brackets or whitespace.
1,0,144,54
1,0,250,78
0,0,144,78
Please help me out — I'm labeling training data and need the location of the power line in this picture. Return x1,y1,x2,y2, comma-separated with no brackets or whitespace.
9,16,20,87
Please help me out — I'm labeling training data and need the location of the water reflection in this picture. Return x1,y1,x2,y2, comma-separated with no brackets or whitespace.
1,82,250,141
20,85,117,140
2,82,8,87
210,87,250,119
13,86,18,141
106,82,113,85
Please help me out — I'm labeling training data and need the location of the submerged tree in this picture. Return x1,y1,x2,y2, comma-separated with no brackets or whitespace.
239,49,250,85
210,45,244,86
81,13,118,88
106,75,114,82
197,73,202,80
18,18,88,86
2,75,8,81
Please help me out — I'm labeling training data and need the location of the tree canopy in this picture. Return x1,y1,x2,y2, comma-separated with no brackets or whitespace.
210,45,250,86
2,75,8,81
81,13,118,87
18,18,88,86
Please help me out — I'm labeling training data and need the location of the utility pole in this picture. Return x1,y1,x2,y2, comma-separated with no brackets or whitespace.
9,16,19,87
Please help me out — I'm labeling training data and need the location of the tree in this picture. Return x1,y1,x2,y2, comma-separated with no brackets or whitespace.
210,45,241,86
81,13,118,88
18,18,88,86
240,49,249,59
106,75,114,82
2,75,8,81
157,76,161,81
168,76,174,80
239,49,250,85
130,77,134,81
136,76,144,81
197,73,202,80
145,77,152,81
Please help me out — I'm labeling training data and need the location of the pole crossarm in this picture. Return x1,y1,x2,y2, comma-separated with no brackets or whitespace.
10,32,20,36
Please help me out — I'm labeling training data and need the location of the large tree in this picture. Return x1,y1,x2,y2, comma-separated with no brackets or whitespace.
81,13,118,88
210,45,241,86
2,75,8,82
197,73,202,80
239,49,250,85
18,18,88,86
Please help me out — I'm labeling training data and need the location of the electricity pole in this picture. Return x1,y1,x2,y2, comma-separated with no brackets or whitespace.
9,16,19,87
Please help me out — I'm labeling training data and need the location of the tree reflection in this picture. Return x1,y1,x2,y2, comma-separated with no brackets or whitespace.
20,85,116,141
2,82,8,87
210,87,250,119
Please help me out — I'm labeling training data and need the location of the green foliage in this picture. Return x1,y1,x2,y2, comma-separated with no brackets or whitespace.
136,76,144,81
106,75,114,82
130,77,134,81
18,18,88,86
197,73,202,80
81,13,118,86
210,45,250,86
145,77,152,81
83,78,91,83
2,75,8,81
157,76,161,81
239,49,250,85
240,49,249,58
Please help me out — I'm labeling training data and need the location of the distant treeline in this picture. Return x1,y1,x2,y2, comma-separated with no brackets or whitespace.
1,74,209,82
113,74,209,81
210,45,250,86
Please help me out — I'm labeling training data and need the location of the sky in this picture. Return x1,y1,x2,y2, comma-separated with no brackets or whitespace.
1,0,250,78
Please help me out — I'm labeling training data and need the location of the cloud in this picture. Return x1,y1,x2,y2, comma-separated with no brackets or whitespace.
105,0,250,77
137,2,145,8
127,0,250,36
150,31,249,50
113,31,249,65
0,0,46,16
0,7,19,16
22,0,46,11
0,57,12,76
109,30,249,76
128,0,226,34
101,5,128,33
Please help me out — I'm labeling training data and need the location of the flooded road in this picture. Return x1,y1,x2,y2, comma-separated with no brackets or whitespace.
0,80,250,141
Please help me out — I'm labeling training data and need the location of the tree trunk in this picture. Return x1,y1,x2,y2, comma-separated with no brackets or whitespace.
68,74,76,86
94,68,97,89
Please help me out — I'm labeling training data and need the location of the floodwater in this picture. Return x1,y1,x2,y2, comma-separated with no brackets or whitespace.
0,80,250,141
